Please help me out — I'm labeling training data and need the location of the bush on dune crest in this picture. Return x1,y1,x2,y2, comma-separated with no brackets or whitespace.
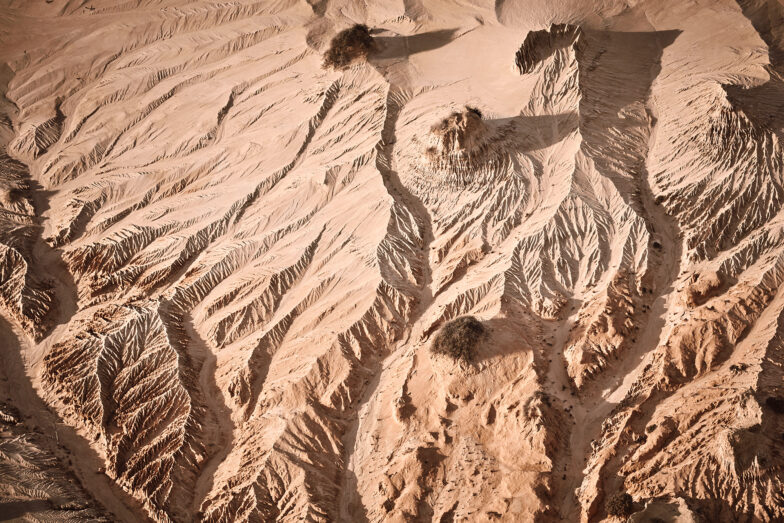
605,491,634,518
431,316,486,362
322,24,376,70
426,106,487,163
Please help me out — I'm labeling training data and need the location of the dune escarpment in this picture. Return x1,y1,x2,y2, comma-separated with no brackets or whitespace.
1,1,784,522
0,74,57,340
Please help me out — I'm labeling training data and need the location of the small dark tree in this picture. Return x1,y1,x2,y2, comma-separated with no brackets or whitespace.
605,491,634,518
431,316,485,362
465,105,483,119
322,24,376,70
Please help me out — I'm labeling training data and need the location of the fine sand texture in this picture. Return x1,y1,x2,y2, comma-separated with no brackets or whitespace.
1,0,784,521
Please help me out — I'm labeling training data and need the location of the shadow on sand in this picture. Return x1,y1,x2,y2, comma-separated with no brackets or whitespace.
726,0,784,135
485,112,579,152
370,29,457,62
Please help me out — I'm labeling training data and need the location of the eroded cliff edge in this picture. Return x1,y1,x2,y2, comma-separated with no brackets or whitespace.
1,1,783,522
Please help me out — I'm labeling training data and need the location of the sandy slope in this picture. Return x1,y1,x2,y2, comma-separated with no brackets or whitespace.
1,0,784,521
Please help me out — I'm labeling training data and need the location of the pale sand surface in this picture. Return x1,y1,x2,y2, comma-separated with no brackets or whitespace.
0,1,783,522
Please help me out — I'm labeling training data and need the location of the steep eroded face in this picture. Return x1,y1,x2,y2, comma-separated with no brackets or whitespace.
0,1,783,522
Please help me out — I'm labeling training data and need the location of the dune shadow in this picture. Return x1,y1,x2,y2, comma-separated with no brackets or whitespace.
484,112,579,152
568,28,680,212
727,0,784,135
24,178,79,334
472,317,533,364
370,29,457,62
725,77,784,133
0,500,52,521
339,468,369,523
736,0,784,65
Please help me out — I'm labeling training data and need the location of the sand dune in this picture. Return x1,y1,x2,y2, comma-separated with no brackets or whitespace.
1,0,784,521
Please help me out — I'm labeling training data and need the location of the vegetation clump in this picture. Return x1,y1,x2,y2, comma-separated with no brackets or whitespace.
431,316,485,362
465,106,483,119
322,24,376,70
729,362,748,374
605,491,634,518
426,106,488,163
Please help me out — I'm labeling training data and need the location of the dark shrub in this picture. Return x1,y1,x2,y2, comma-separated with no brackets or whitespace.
465,106,483,119
605,491,634,518
427,107,487,164
431,316,485,362
322,24,376,69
